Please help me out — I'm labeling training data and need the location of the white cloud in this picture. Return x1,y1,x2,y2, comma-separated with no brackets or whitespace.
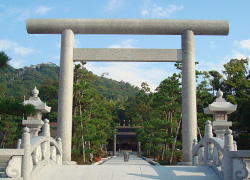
52,55,60,60
226,39,250,61
0,39,17,49
218,39,250,66
232,52,247,59
210,41,215,50
0,39,39,56
106,0,124,10
4,5,53,22
14,46,37,56
141,10,149,16
16,10,30,22
6,7,31,22
226,51,248,60
196,59,226,73
197,50,250,74
64,8,70,13
74,39,81,48
88,38,177,91
3,7,31,22
56,42,61,48
35,6,53,15
108,39,137,48
235,39,250,50
141,1,183,18
9,59,27,68
86,62,170,92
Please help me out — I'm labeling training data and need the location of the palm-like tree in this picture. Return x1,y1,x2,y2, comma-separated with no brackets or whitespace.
0,51,10,69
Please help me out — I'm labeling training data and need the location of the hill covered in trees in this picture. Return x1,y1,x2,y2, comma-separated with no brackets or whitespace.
0,63,139,101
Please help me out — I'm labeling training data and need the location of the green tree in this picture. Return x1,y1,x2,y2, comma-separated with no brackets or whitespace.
39,80,59,122
132,74,182,164
72,63,114,164
222,59,250,149
0,51,36,148
0,51,10,69
203,70,223,96
152,73,182,162
196,73,214,138
125,82,153,127
0,99,36,148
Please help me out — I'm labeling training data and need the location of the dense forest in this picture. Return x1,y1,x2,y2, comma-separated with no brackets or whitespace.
0,51,249,165
0,63,139,102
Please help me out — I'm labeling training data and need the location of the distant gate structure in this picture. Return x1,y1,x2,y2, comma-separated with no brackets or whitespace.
27,18,229,165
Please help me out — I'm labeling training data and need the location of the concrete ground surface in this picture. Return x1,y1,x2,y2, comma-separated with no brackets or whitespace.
34,156,220,180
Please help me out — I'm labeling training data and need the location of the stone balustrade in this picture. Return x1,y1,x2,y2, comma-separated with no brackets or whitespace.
0,149,24,178
0,119,62,180
192,120,250,180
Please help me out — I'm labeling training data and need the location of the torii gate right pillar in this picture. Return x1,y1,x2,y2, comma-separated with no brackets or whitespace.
181,30,197,165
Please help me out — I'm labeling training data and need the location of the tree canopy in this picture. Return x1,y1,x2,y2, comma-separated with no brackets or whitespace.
0,51,10,69
0,50,249,164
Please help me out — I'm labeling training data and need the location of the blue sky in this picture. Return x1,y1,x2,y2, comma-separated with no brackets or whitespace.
0,0,250,91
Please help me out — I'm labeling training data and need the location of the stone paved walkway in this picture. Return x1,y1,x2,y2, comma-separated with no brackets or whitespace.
34,156,220,180
102,156,150,165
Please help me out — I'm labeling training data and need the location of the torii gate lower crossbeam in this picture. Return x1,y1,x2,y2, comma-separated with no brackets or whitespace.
26,18,229,165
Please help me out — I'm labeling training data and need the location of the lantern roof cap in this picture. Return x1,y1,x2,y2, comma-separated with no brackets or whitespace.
23,86,51,113
203,89,237,114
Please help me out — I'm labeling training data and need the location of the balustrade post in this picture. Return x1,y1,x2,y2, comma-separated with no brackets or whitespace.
192,139,198,166
17,139,21,149
205,120,213,138
223,129,234,180
21,127,31,180
42,119,50,137
57,137,62,165
113,129,116,156
57,137,62,150
42,119,50,162
204,120,213,165
233,141,237,151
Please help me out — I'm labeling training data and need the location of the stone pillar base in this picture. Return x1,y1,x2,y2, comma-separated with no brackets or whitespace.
177,161,192,166
62,161,77,165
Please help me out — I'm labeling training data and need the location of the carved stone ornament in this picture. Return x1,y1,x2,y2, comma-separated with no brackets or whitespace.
32,145,42,165
198,147,204,164
50,146,56,161
233,158,249,179
56,154,62,165
41,142,48,159
208,143,214,160
5,156,22,178
193,156,198,166
212,146,222,166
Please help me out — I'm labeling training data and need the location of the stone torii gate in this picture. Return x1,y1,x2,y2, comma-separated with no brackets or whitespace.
26,19,229,165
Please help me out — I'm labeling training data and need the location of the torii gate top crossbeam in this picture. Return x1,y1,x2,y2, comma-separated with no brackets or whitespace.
26,19,229,35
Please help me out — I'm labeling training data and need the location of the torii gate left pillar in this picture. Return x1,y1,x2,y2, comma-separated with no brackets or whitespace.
57,29,75,164
26,19,229,165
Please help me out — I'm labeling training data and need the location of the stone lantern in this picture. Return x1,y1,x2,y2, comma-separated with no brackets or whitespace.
22,86,51,138
203,89,237,140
